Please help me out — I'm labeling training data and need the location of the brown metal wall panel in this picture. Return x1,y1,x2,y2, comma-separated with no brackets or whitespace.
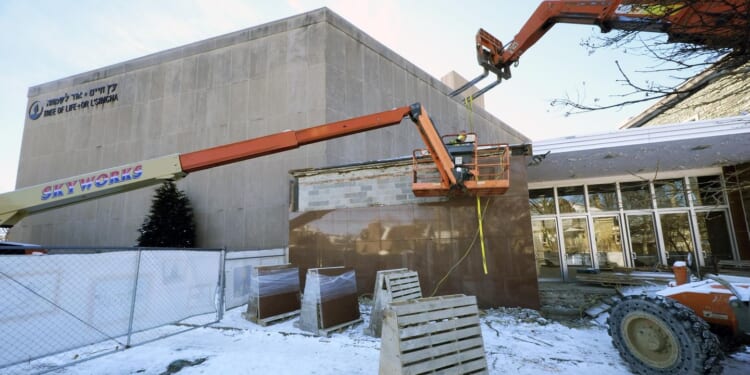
290,156,539,309
258,291,300,319
252,265,301,320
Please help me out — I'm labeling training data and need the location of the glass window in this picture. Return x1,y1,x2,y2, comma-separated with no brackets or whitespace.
654,179,687,208
689,175,724,206
620,181,652,210
529,188,556,215
660,212,695,265
557,186,586,213
696,211,733,262
532,219,562,280
562,218,592,279
588,184,618,211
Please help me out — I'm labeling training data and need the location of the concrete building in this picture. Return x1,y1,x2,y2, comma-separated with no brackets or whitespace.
11,8,535,307
13,8,527,249
14,7,748,307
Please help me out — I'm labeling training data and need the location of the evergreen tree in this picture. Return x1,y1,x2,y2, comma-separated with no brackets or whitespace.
137,180,196,247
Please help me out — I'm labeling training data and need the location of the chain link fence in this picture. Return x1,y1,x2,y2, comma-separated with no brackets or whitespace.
0,246,287,374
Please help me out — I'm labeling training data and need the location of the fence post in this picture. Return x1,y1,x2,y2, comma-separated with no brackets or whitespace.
126,248,143,348
216,247,227,321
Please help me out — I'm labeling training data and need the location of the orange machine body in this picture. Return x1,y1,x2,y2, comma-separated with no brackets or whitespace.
660,279,750,335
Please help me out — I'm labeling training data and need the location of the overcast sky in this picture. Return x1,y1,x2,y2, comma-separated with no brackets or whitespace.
0,0,673,193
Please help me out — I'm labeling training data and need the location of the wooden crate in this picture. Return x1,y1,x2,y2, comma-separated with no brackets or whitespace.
365,268,422,337
297,267,361,336
242,264,300,326
379,294,488,375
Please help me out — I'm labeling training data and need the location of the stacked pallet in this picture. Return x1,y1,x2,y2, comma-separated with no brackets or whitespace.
379,294,488,375
365,268,422,337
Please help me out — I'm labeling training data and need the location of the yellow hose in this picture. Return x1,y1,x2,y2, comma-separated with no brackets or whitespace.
465,96,488,275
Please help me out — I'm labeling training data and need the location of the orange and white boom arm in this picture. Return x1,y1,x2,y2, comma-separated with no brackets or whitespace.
0,103,461,228
475,0,747,83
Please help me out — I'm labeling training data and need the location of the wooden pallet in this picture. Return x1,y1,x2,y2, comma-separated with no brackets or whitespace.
379,294,488,375
719,260,750,269
318,317,364,337
575,270,673,286
365,268,422,337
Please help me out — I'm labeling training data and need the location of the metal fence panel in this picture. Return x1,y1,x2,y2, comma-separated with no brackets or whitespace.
1,252,139,366
131,250,221,333
0,248,222,372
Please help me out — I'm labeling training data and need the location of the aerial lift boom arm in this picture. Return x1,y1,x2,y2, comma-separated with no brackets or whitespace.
0,103,507,228
458,0,748,99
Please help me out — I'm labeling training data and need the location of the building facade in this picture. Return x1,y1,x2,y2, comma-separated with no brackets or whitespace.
12,8,526,249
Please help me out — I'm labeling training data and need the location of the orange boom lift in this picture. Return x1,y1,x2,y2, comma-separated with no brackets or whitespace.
0,103,510,228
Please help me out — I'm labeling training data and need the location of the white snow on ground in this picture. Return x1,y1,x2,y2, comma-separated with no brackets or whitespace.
8,303,750,375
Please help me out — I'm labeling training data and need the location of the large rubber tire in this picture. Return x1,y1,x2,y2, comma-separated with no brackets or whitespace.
607,295,723,374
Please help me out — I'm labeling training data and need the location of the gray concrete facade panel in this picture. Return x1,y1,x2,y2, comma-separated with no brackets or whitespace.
14,8,525,249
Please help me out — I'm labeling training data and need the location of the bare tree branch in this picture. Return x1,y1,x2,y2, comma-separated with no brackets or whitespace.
555,0,750,114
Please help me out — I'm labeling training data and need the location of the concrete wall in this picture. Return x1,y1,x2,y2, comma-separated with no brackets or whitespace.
319,17,524,168
12,8,527,249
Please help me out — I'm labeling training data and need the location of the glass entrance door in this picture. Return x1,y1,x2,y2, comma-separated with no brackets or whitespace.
531,219,562,280
561,217,592,280
626,214,660,268
593,216,625,268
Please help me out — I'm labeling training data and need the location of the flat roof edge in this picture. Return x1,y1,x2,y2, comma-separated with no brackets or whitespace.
27,8,333,97
533,115,750,155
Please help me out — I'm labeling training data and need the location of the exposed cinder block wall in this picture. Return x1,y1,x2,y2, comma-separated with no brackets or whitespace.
293,161,440,210
13,8,527,249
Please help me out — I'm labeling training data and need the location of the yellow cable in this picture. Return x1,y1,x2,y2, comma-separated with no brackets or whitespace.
464,96,475,132
464,95,488,274
476,196,488,274
429,197,492,297
429,94,492,297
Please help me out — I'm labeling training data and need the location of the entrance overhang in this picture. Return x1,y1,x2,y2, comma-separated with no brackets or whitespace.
528,115,750,182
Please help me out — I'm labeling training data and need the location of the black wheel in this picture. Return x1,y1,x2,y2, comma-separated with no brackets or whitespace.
607,295,723,374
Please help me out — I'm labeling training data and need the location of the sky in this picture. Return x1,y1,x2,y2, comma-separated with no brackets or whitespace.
0,0,673,194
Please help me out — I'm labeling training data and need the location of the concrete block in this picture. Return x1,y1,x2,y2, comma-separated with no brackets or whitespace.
325,64,346,113
231,45,251,81
149,64,166,100
195,54,211,91
134,69,152,104
286,27,308,65
163,60,182,98
211,49,232,88
344,77,364,117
